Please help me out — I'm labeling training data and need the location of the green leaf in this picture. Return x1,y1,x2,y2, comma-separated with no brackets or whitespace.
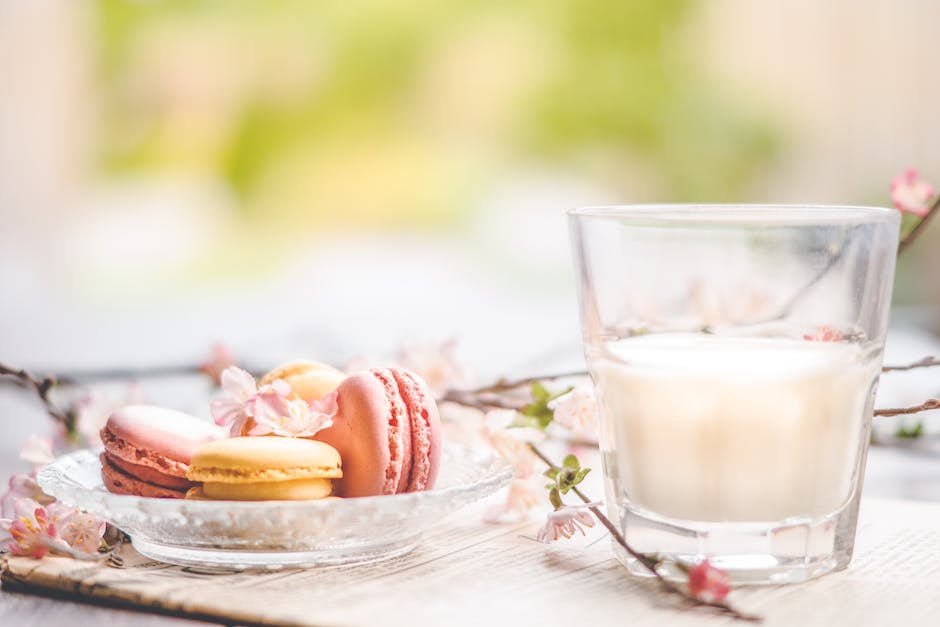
549,488,563,510
895,422,925,439
549,385,575,402
562,454,580,469
522,381,576,430
519,400,554,429
530,381,551,402
508,413,542,429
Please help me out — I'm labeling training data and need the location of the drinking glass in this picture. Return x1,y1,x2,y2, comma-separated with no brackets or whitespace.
568,205,899,584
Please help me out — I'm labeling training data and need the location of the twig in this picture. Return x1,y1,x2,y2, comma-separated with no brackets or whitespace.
897,193,940,256
528,443,761,622
772,248,845,320
0,364,264,386
0,362,72,431
882,356,940,372
874,399,940,417
440,390,526,412
464,371,588,395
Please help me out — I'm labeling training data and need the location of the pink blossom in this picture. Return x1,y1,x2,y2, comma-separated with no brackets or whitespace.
19,435,55,467
481,410,540,479
210,367,263,435
483,478,541,524
58,509,106,554
536,504,598,543
70,388,112,447
687,559,731,602
547,385,598,432
200,342,238,386
0,499,106,559
891,168,935,217
0,473,55,519
71,385,145,448
0,499,71,558
803,325,843,342
248,390,338,438
394,339,468,397
210,366,336,437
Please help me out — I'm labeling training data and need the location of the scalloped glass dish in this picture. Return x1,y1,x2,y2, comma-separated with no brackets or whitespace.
38,444,512,570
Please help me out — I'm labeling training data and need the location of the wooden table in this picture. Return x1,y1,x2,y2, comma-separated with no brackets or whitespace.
3,385,940,626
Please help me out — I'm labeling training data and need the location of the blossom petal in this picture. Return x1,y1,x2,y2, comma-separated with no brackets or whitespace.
220,367,257,400
891,168,935,216
200,342,237,386
548,385,598,433
535,504,599,544
309,390,338,417
19,435,55,466
210,397,245,427
269,379,292,397
688,559,731,602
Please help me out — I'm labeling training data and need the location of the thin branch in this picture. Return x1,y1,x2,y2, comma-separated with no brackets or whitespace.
464,371,588,395
0,362,72,431
874,399,940,417
528,443,761,622
772,248,845,320
439,390,526,412
882,356,940,372
51,364,203,384
897,193,940,256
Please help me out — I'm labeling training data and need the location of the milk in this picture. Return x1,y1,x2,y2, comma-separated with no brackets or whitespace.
589,334,880,522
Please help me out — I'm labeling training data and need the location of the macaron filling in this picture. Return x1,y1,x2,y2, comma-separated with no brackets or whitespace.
201,477,334,501
103,452,195,490
392,369,440,492
100,426,191,478
100,453,189,499
187,464,342,483
371,369,411,494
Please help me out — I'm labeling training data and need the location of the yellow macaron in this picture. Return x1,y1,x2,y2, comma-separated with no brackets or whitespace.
260,360,345,402
186,436,342,501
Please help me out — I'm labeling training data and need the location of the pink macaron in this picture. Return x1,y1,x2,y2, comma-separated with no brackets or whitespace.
314,368,442,498
100,405,224,498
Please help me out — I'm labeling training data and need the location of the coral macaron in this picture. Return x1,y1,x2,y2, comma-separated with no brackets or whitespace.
314,368,442,498
100,405,224,498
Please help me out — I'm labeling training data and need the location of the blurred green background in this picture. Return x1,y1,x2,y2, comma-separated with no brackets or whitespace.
91,1,779,271
0,0,937,369
97,0,777,215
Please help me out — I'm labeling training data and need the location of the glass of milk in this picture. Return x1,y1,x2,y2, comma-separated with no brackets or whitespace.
568,205,899,584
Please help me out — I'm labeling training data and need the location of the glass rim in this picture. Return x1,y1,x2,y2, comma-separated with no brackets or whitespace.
568,203,899,225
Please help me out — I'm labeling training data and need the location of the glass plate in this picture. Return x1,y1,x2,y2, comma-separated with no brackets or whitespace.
38,444,512,570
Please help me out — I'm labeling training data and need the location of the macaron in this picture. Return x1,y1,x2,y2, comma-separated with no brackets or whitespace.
259,360,345,401
100,405,224,499
186,436,342,501
314,368,442,498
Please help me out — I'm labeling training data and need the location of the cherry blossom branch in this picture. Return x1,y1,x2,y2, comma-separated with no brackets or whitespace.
439,390,526,412
527,443,761,622
874,399,940,417
464,371,589,395
897,192,940,256
46,364,204,384
446,350,940,398
882,356,940,372
0,362,73,432
0,364,263,386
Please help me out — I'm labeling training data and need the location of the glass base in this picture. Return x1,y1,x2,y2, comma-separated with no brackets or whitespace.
131,534,421,571
613,495,860,585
